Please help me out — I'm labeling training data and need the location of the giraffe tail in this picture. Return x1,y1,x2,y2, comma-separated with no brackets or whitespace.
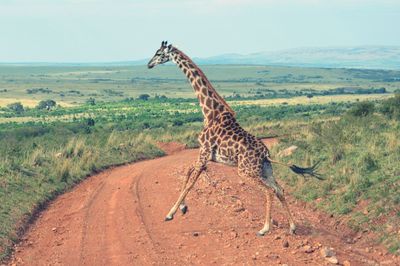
267,157,324,180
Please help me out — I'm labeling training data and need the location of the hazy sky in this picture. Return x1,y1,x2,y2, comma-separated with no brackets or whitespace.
0,0,399,62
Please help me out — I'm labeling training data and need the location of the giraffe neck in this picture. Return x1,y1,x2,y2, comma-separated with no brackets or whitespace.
170,47,235,124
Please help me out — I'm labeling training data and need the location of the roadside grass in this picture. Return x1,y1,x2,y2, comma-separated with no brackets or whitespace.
0,124,164,261
272,103,400,254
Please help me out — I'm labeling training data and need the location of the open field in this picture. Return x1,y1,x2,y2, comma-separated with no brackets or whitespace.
0,93,390,124
231,93,393,106
0,65,399,105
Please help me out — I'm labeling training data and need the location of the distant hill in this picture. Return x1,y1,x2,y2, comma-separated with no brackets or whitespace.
194,46,400,70
1,46,399,69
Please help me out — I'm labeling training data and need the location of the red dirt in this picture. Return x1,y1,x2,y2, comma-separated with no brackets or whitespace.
9,142,399,266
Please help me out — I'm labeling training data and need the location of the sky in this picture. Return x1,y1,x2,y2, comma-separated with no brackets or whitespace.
0,0,399,62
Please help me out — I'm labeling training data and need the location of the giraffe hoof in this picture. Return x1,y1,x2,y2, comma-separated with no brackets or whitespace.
256,230,268,237
180,205,188,215
289,225,296,235
164,215,174,221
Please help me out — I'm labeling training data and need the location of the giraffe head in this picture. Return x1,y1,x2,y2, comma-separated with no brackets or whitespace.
147,41,174,69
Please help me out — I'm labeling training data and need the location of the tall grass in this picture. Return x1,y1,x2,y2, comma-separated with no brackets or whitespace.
0,123,164,261
273,110,399,254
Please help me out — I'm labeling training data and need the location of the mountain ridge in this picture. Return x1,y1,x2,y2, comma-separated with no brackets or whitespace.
1,46,399,69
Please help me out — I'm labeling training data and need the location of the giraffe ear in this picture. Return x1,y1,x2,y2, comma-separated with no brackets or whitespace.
168,44,172,49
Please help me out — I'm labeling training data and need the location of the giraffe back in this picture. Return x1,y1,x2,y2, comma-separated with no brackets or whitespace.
199,112,270,176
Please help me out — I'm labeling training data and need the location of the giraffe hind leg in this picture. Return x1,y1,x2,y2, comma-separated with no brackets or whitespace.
261,162,296,234
257,187,273,236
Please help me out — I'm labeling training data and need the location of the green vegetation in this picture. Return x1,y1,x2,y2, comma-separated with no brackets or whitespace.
0,64,399,261
273,96,400,254
0,65,398,105
6,102,24,113
0,97,349,261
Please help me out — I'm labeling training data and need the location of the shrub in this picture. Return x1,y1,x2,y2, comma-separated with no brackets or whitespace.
87,118,95,127
7,102,24,113
86,97,96,105
380,94,400,120
348,101,375,117
138,94,150,101
37,99,56,110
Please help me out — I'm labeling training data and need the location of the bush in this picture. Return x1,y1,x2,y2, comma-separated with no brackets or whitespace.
138,94,150,101
86,97,96,105
380,94,400,120
348,101,375,117
7,102,24,113
37,99,56,110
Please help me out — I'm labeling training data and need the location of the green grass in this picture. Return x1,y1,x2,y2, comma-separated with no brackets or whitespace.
0,123,165,261
270,98,400,254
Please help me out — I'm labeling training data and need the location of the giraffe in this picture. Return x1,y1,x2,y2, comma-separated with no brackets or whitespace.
148,41,322,236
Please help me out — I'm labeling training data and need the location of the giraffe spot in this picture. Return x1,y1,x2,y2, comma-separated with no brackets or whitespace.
212,100,219,109
205,98,212,108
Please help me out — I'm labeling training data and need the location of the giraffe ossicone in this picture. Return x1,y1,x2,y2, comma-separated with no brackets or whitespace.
148,41,322,235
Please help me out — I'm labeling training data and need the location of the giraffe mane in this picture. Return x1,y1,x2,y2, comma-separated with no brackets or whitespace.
173,47,236,117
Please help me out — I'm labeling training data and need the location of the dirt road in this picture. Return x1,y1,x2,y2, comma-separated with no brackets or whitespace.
10,141,399,265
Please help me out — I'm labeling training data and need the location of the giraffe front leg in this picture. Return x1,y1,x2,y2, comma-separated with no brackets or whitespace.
179,165,195,215
257,188,273,236
165,165,205,221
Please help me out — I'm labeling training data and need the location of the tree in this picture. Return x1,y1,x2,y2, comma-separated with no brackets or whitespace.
86,97,96,105
37,99,56,110
7,102,24,113
138,94,150,101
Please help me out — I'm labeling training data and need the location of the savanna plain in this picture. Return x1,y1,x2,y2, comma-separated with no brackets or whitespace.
0,64,399,264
